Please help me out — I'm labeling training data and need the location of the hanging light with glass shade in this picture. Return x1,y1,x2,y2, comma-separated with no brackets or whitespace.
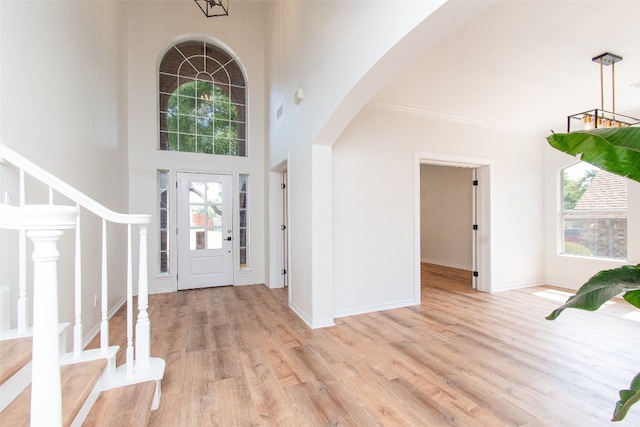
194,0,229,18
567,52,640,132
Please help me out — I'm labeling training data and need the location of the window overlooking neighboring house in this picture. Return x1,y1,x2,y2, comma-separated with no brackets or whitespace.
158,40,247,156
561,162,627,260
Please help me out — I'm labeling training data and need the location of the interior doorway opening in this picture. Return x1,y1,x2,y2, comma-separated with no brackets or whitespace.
268,161,289,292
420,164,475,288
281,170,289,288
415,152,493,297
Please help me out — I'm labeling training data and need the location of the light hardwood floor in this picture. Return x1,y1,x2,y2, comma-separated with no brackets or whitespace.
102,264,640,426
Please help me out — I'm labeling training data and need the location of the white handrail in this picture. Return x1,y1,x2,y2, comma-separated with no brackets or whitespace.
0,204,78,427
0,143,150,225
0,142,163,423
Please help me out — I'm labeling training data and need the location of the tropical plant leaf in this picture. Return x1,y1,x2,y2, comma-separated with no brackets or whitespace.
613,372,640,421
546,265,640,320
623,289,640,310
547,127,640,183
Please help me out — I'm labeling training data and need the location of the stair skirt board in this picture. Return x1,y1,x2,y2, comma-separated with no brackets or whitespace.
110,357,166,411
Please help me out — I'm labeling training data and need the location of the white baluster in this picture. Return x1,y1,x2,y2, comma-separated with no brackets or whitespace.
28,229,64,427
0,286,9,334
17,170,27,332
100,219,109,353
126,224,134,377
135,223,150,368
73,206,82,357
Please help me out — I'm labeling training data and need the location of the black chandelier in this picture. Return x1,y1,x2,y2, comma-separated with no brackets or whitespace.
194,0,229,18
567,52,640,132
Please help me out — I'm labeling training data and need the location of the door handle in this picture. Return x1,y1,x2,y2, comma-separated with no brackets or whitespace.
225,237,232,241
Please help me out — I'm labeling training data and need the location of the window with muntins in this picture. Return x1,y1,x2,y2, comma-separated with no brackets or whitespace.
159,40,246,156
239,174,249,269
158,170,170,274
561,162,627,260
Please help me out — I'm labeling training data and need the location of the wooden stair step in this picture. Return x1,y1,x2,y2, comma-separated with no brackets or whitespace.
0,358,107,426
0,337,32,385
83,380,157,427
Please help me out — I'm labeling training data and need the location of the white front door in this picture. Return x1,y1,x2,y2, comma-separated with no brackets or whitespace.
177,173,233,290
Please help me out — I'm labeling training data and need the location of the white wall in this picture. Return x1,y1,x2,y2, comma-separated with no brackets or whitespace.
125,1,267,293
264,1,448,166
332,105,545,317
1,1,130,343
421,164,473,270
264,0,462,327
544,144,640,290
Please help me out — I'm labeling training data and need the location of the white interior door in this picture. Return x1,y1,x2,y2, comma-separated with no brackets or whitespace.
177,173,233,290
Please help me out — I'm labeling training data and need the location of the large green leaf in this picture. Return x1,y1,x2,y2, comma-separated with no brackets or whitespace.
623,290,640,310
546,265,640,320
547,127,640,183
613,372,640,421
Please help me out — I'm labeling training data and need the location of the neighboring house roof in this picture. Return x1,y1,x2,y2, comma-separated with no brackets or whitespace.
574,169,628,210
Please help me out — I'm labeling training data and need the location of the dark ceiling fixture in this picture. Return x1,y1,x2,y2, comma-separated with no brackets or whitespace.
567,52,640,132
194,0,229,18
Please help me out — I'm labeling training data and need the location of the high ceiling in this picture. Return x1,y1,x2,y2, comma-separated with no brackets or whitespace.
374,0,640,137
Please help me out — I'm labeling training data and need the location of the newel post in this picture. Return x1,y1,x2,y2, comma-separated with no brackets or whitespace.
0,204,79,427
28,229,65,427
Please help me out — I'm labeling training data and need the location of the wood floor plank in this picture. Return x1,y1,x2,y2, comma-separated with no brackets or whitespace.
0,359,107,427
100,263,640,426
0,337,32,385
83,381,156,427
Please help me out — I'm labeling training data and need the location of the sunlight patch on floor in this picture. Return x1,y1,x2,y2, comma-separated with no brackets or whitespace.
533,288,640,322
533,289,575,303
622,310,640,323
533,289,616,310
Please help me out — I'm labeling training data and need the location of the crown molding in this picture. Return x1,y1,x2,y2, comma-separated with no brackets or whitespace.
367,99,545,137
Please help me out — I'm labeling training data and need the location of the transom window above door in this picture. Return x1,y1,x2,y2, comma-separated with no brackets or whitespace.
159,40,247,156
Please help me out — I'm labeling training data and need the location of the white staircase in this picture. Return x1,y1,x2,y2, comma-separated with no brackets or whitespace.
0,143,165,426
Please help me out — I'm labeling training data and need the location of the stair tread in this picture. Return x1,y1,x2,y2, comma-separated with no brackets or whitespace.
0,358,107,427
83,380,157,427
0,337,32,385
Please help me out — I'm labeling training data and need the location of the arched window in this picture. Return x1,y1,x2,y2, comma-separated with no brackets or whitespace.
159,40,246,156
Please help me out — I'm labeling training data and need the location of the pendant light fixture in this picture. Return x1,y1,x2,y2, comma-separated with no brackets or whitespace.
194,0,229,18
567,52,640,132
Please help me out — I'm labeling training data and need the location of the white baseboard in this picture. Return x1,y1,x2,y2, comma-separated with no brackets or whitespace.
149,286,176,295
289,301,334,329
421,259,472,271
540,281,580,291
82,295,126,349
233,280,264,287
333,298,419,319
494,280,544,292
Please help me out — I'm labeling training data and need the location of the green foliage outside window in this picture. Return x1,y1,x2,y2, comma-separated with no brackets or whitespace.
166,81,239,155
562,167,597,209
